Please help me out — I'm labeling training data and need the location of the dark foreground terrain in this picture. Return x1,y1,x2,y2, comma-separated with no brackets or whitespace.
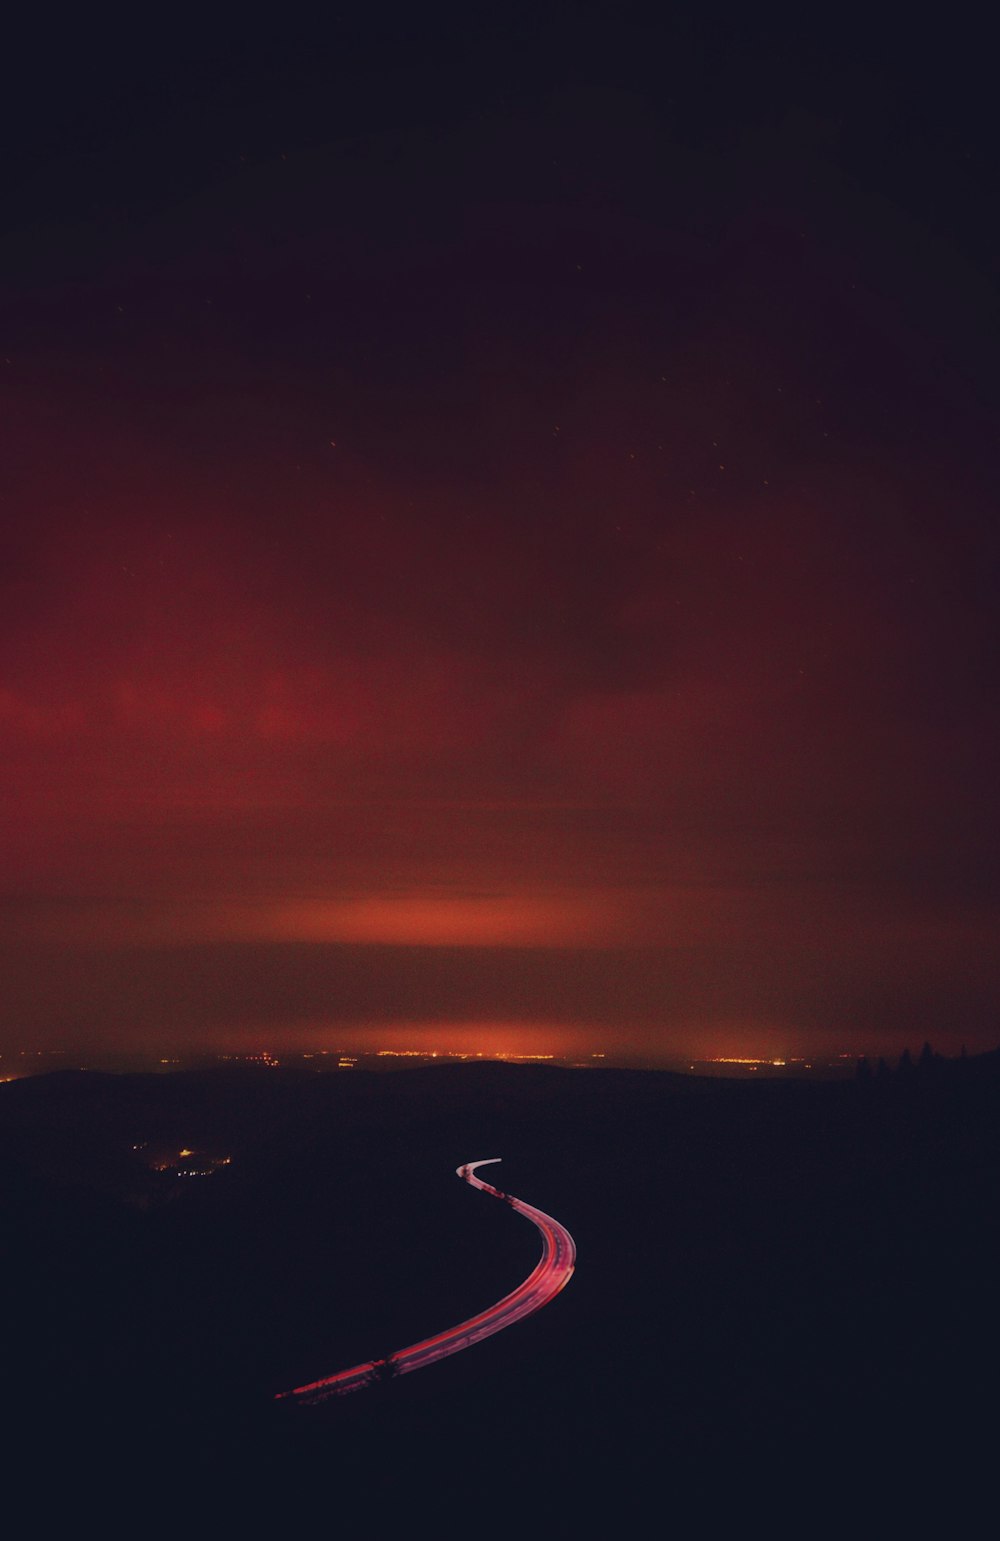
3,1055,997,1531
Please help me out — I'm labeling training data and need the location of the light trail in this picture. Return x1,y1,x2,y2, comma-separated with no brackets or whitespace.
275,1158,576,1404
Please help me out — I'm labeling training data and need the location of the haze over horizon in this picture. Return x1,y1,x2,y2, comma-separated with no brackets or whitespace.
2,13,998,1063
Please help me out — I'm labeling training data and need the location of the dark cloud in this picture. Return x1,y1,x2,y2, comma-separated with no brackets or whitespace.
1,16,998,1059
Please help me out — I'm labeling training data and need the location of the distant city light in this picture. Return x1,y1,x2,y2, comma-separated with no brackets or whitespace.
710,1057,794,1066
1,1043,869,1081
374,1048,555,1061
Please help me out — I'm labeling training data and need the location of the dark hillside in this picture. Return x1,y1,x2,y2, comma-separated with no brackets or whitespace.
2,1059,997,1528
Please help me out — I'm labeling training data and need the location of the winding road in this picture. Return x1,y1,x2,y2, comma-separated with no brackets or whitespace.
276,1158,576,1404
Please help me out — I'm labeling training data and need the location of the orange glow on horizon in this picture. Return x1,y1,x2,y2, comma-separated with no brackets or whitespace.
258,893,616,947
248,1018,594,1062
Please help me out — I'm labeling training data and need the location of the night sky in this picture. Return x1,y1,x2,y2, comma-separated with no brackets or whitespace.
2,10,997,1062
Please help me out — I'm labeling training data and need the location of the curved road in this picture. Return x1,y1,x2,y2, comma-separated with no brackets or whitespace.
276,1158,576,1404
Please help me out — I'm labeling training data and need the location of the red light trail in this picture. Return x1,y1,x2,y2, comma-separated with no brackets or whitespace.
275,1159,576,1403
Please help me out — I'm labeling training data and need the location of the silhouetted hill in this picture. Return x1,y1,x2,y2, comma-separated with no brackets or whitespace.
2,1059,997,1529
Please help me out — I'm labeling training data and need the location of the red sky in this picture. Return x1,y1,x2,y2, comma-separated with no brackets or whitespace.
1,18,998,1062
